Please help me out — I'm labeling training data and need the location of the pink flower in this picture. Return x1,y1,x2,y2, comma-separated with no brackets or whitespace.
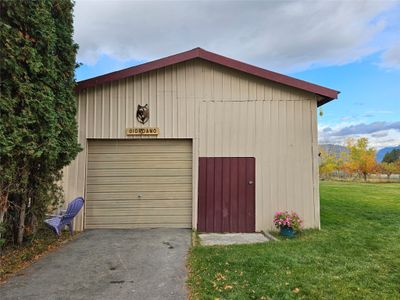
273,210,303,230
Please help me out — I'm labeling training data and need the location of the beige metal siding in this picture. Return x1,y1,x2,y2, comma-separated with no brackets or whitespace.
85,139,192,228
198,99,318,228
63,59,320,231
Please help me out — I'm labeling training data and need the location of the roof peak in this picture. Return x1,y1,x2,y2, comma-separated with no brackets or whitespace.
76,48,339,106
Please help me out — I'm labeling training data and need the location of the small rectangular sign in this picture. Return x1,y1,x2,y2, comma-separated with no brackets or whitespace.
126,127,160,136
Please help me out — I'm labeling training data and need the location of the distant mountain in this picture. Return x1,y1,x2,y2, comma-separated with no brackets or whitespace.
376,145,400,162
319,144,348,158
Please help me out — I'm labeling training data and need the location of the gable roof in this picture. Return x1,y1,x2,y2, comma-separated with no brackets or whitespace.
76,47,339,106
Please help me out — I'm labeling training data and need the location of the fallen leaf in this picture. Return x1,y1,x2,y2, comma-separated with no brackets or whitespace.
224,285,233,290
215,273,226,281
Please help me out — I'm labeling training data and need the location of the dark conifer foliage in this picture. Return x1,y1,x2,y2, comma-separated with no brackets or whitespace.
382,149,400,163
0,0,81,247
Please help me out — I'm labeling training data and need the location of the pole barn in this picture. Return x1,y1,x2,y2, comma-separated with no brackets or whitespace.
62,48,339,232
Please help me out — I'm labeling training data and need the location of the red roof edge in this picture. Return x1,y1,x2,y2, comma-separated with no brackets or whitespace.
76,47,339,106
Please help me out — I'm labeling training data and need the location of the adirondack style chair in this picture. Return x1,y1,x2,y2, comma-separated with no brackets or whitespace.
44,197,84,236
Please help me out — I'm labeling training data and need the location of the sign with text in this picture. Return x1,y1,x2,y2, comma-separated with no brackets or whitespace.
126,127,160,136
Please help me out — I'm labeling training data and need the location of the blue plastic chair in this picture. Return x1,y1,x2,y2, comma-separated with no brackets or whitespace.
44,197,84,236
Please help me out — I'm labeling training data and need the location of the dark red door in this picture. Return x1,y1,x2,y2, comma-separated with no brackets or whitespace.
198,157,255,233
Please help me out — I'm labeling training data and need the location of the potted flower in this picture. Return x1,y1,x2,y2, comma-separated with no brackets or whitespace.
273,211,302,238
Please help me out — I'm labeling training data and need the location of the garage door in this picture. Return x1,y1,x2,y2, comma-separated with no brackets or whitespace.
86,139,192,229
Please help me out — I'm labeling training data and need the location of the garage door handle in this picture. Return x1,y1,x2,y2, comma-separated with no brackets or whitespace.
248,181,254,185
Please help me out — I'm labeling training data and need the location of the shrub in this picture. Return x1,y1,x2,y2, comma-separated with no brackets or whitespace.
273,211,303,231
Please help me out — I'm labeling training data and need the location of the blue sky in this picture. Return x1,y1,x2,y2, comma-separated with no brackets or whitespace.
293,53,400,148
74,0,399,148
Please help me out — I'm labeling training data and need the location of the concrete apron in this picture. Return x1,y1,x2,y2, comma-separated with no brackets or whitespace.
198,232,274,246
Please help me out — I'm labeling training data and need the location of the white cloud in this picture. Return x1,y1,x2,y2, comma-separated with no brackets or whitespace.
328,121,400,136
380,42,400,69
73,0,398,71
319,122,400,148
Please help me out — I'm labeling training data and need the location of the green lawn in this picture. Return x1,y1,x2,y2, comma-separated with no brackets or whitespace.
188,181,400,299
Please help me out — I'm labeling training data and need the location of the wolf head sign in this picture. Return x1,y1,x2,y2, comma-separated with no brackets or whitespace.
136,104,149,124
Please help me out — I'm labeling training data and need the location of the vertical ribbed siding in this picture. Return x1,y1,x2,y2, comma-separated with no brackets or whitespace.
198,157,255,233
77,60,313,140
63,59,319,231
197,99,316,229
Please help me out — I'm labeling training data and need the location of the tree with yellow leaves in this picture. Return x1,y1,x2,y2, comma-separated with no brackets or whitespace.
379,161,400,180
319,148,340,179
342,138,377,181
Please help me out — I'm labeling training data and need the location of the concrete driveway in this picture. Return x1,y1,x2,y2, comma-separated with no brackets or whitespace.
0,229,191,300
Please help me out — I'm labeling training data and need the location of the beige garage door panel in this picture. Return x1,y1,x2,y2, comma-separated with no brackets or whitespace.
86,139,192,229
87,184,191,193
88,160,191,170
88,168,192,177
86,191,191,201
87,176,191,185
88,140,191,153
88,153,192,162
86,199,192,208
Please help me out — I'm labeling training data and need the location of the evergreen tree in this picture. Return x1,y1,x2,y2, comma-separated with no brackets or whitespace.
0,0,81,246
382,149,400,163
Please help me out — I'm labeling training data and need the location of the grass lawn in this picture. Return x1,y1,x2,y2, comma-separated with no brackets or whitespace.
188,181,400,299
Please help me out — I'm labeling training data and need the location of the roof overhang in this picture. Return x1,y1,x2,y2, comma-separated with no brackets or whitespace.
76,48,339,106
